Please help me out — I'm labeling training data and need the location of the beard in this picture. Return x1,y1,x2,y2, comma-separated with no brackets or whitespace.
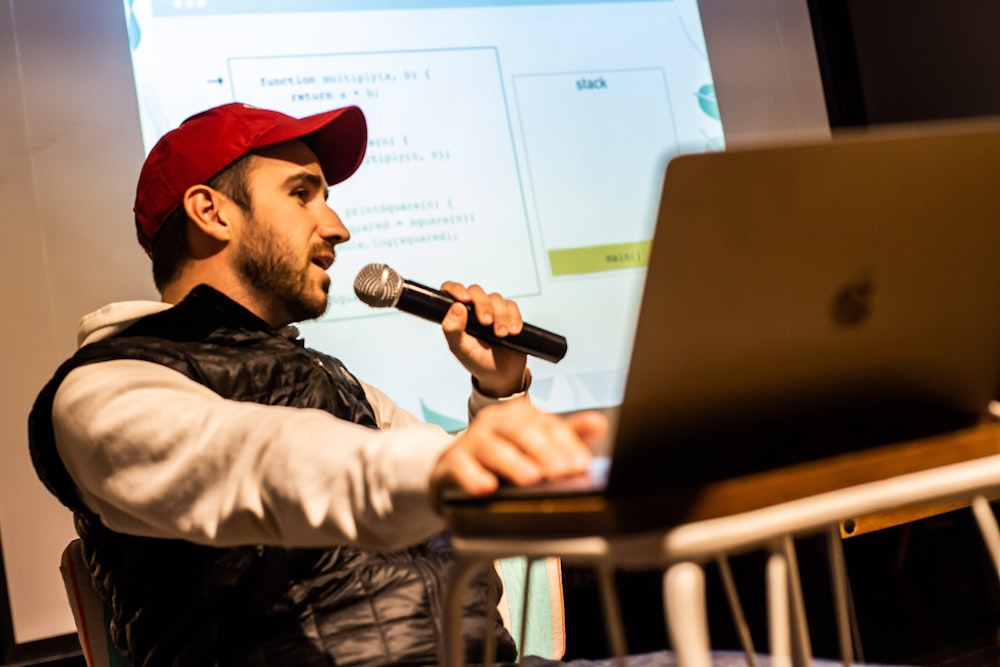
235,216,330,324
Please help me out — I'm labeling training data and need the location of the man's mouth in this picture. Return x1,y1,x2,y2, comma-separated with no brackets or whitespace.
311,254,334,271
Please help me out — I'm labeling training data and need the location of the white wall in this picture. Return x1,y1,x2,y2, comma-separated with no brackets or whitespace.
0,0,153,643
700,0,830,146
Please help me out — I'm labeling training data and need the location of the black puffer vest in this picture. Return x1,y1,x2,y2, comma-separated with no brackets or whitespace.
29,285,516,666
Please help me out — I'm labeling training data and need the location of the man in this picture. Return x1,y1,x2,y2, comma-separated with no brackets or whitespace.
28,103,609,666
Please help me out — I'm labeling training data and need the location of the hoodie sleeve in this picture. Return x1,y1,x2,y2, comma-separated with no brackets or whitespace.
52,358,454,550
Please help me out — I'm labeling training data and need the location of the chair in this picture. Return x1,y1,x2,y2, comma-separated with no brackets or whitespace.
59,539,130,667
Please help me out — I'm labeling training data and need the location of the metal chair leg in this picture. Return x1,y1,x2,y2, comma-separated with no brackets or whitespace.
779,535,812,667
825,526,859,667
767,549,793,667
595,563,629,666
664,561,712,667
716,555,759,667
972,494,1000,581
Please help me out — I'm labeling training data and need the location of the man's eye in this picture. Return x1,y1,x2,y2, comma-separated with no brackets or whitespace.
293,188,308,200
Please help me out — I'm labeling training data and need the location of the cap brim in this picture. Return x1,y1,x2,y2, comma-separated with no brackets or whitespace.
257,105,368,187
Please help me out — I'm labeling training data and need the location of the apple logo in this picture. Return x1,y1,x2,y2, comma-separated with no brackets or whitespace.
832,273,874,327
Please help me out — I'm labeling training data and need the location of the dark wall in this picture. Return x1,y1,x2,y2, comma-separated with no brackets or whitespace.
810,0,1000,128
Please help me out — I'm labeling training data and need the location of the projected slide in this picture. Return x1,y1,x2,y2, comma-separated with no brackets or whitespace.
123,0,723,418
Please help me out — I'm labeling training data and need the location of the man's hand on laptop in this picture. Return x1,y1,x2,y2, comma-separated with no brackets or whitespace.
430,400,608,499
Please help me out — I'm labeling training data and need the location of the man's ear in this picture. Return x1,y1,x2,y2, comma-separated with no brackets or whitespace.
182,184,235,244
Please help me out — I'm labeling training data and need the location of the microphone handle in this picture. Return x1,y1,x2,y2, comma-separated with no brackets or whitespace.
397,280,568,363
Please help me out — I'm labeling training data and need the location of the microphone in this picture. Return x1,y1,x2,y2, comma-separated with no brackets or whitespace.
353,263,567,363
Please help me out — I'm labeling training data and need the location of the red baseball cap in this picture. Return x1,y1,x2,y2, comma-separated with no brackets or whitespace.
133,102,367,254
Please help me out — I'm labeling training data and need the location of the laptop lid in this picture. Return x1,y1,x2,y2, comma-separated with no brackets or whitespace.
608,119,1000,497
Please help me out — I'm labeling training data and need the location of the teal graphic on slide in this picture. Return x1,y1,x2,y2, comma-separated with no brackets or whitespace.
696,83,719,120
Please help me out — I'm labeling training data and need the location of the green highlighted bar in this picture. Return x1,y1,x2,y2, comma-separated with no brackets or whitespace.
548,240,651,276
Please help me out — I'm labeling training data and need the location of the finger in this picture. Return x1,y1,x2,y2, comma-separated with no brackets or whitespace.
440,282,524,338
487,294,522,338
440,281,471,303
440,300,468,338
565,410,610,445
531,419,594,476
465,287,523,338
461,284,495,327
432,447,499,497
440,282,489,347
478,406,591,478
464,434,545,486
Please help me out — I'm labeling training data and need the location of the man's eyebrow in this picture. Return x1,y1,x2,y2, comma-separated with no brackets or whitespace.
282,171,327,193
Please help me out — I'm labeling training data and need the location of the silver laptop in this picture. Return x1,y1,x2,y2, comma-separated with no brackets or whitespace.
442,119,1000,536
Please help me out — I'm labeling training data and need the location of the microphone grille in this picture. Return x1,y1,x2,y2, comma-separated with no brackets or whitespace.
354,263,403,308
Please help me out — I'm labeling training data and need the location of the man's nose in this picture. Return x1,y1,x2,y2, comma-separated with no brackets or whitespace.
321,207,351,244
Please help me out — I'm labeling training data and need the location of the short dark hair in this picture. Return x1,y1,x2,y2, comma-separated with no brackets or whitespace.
150,154,255,291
